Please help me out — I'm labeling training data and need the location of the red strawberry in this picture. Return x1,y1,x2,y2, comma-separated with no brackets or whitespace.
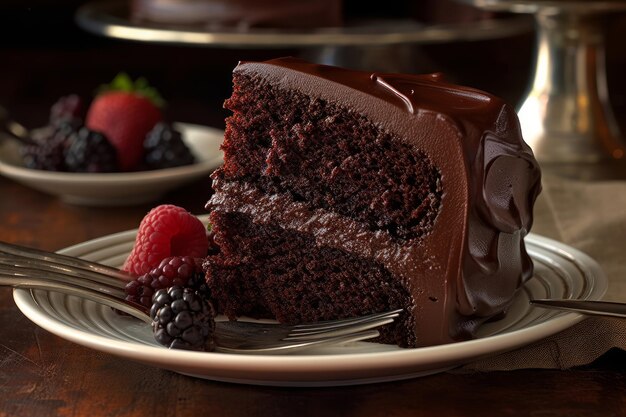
123,204,209,276
86,74,164,171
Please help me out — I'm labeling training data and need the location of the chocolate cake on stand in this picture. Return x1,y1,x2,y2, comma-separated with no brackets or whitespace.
129,0,343,29
75,1,533,73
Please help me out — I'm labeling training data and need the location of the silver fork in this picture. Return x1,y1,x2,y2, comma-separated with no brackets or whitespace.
0,105,36,145
0,241,402,354
530,299,626,318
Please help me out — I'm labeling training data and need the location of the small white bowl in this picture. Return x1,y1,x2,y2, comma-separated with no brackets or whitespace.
0,123,223,206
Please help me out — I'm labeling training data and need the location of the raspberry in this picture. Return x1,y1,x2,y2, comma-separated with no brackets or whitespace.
143,123,195,169
64,127,118,172
150,286,215,351
124,256,207,308
122,205,208,276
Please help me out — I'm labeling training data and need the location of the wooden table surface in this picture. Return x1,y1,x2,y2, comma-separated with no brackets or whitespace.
0,168,625,417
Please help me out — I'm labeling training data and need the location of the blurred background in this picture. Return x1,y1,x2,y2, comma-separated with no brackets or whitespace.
1,0,626,134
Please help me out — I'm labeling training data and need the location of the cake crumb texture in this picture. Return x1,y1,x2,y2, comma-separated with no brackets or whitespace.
221,73,442,242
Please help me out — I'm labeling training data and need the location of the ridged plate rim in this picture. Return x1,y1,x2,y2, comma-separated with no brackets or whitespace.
12,224,607,386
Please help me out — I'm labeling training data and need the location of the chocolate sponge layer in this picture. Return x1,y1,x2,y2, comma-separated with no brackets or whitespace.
221,72,442,242
204,210,416,348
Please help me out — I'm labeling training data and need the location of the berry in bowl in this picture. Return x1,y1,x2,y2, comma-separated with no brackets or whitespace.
0,74,223,206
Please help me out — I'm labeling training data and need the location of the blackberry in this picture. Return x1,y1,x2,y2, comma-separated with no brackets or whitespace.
143,123,195,169
64,127,118,172
124,256,208,308
150,286,215,351
20,123,75,171
50,94,83,128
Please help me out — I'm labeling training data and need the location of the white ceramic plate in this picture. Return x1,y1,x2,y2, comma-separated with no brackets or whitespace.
0,123,223,206
12,222,607,387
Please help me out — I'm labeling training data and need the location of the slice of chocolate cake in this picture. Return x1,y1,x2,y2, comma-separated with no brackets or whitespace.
204,57,541,348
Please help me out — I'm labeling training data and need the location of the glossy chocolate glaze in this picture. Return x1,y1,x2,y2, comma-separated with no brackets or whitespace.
209,58,541,346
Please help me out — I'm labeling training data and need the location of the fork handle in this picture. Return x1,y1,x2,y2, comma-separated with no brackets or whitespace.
530,299,626,318
0,107,36,145
0,241,132,283
0,275,152,323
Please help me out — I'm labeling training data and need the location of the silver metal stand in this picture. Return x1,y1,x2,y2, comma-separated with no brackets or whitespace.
75,1,532,73
467,1,626,163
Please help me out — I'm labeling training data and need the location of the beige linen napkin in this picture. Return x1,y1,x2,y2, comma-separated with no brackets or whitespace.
458,173,626,371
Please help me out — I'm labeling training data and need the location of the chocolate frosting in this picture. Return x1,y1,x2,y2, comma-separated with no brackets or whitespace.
210,57,542,346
